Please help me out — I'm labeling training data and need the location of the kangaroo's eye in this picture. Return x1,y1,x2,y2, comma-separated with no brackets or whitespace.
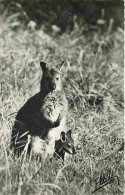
56,77,59,81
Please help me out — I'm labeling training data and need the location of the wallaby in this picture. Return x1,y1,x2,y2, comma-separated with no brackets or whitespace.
11,61,68,156
40,61,68,131
31,130,76,161
40,61,68,157
54,130,76,161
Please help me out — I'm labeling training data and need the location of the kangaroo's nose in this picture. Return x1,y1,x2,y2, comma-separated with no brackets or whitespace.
73,148,76,154
52,84,56,90
49,83,56,90
51,83,56,90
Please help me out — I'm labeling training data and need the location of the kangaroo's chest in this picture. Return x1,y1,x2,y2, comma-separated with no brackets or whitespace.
41,91,64,123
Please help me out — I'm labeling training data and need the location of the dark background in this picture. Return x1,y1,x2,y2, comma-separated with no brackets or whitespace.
2,0,124,33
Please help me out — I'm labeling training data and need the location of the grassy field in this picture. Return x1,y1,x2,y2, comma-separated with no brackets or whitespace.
0,14,124,195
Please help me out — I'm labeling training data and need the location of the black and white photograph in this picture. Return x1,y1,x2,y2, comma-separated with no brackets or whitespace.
0,0,124,194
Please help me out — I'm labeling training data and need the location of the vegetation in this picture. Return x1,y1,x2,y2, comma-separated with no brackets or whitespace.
2,0,124,32
0,2,124,195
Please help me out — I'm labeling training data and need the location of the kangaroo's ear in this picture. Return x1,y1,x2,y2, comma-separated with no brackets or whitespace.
60,60,64,67
55,61,65,72
59,60,69,79
40,62,47,72
66,130,72,138
59,61,65,72
60,131,66,142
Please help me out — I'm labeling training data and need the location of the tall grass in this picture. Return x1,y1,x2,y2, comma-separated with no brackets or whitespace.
0,14,124,195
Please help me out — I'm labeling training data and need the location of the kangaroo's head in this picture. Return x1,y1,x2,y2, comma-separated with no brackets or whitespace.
57,130,76,155
40,61,65,92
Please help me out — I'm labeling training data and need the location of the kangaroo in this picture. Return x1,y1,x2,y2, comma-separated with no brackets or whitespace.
11,61,68,156
40,62,68,157
31,130,76,161
54,130,76,161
